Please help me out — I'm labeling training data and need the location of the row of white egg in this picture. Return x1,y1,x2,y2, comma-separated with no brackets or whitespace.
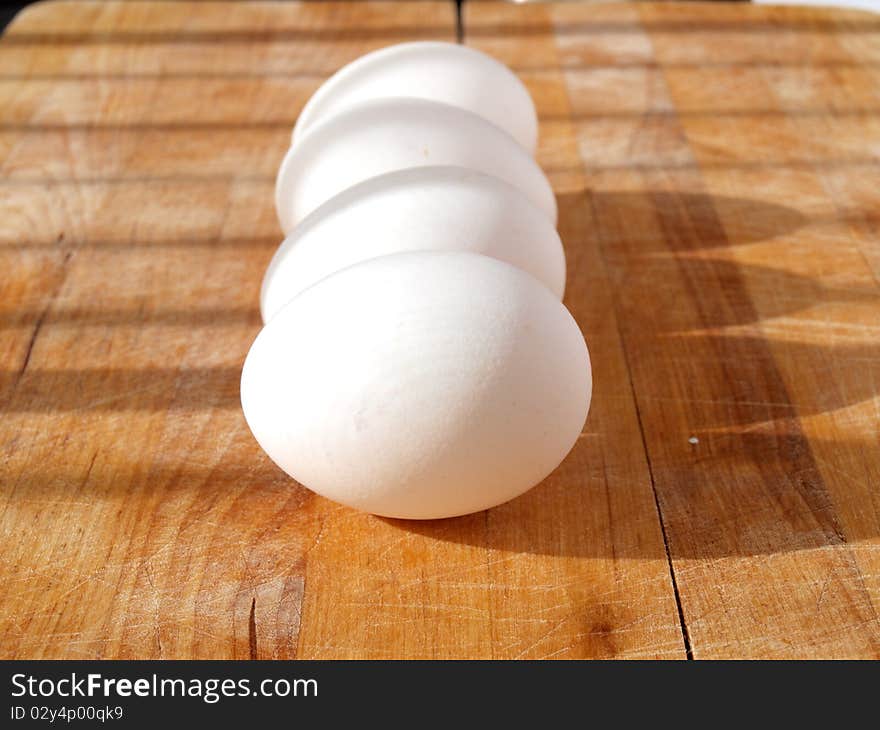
241,42,593,520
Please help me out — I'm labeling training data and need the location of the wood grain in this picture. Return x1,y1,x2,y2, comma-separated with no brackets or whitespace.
0,0,685,660
0,0,686,661
1,0,878,660
0,0,448,661
465,0,880,658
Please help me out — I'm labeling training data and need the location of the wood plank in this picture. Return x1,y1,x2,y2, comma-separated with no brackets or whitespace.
0,0,457,660
291,11,685,661
0,0,687,660
465,1,880,658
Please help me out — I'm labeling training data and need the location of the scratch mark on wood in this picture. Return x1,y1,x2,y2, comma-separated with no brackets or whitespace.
512,616,569,659
304,516,327,557
18,308,47,377
144,563,164,658
815,574,832,612
16,249,74,381
79,451,98,491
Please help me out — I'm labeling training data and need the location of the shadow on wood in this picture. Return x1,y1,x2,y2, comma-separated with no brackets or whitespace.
388,187,878,559
2,185,876,562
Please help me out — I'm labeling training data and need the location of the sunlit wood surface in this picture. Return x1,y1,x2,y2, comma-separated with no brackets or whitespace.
1,1,879,659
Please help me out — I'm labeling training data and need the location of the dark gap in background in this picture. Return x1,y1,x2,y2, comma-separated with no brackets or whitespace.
1,2,28,33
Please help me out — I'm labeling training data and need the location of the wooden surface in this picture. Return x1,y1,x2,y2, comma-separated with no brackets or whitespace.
1,1,878,659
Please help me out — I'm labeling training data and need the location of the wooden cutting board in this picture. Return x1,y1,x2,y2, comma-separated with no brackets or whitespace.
1,0,878,659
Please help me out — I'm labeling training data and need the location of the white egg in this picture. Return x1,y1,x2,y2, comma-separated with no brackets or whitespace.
241,251,592,520
275,98,556,233
293,41,538,154
261,166,565,323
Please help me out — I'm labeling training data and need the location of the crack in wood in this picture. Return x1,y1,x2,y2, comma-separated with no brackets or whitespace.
248,597,258,661
583,190,695,660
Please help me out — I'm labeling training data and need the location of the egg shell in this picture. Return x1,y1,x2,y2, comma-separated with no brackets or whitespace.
241,251,592,520
275,98,557,233
293,41,538,154
261,166,566,323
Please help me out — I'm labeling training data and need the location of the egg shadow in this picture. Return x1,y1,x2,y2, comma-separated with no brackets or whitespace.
384,188,880,560
585,189,809,251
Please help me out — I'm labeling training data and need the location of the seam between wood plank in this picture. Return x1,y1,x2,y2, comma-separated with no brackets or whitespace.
584,190,695,661
519,3,696,660
568,10,692,663
459,3,690,659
